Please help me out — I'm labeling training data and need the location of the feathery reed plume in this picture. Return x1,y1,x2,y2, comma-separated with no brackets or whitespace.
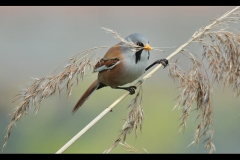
119,142,149,153
3,46,107,150
167,7,240,153
201,30,240,97
119,142,139,153
169,57,214,153
104,87,144,153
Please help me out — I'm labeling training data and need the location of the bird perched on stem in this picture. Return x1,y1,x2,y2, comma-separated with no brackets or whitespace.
73,33,168,113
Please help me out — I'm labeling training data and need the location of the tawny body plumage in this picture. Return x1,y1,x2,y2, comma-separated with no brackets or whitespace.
73,33,168,113
98,44,149,87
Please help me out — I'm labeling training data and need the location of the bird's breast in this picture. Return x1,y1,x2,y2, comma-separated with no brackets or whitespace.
98,50,149,87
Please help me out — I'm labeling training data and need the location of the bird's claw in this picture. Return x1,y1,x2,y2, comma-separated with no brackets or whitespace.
127,86,137,95
158,59,168,68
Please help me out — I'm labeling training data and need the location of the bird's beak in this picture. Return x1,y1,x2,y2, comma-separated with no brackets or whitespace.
144,44,152,50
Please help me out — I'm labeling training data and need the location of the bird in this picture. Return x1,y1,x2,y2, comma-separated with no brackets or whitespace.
72,33,168,113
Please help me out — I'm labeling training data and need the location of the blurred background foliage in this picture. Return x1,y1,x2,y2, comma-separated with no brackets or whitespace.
0,6,240,153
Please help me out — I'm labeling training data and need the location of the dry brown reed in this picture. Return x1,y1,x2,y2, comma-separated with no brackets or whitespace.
103,87,144,153
118,142,149,153
167,7,240,153
3,46,108,150
169,58,214,153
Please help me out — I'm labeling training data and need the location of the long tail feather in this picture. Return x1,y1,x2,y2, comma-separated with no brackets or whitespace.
72,80,99,113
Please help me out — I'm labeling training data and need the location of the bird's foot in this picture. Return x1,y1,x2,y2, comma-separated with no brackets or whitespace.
116,86,137,95
125,86,137,95
157,59,168,68
145,58,169,71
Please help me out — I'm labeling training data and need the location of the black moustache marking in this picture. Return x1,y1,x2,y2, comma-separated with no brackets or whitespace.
135,42,145,64
135,49,143,64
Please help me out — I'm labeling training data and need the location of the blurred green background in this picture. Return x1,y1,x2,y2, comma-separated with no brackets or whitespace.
1,6,240,153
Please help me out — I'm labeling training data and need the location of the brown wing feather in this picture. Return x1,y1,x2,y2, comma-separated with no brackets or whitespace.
96,44,126,87
103,43,123,58
94,44,123,72
94,58,119,68
73,44,124,113
94,58,120,72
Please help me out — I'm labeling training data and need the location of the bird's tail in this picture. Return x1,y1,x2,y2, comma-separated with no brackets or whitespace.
72,80,100,114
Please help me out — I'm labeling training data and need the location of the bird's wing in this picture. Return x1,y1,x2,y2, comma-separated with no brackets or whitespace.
93,58,120,72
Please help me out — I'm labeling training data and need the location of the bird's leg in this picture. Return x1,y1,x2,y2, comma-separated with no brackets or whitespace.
115,86,137,95
145,59,168,71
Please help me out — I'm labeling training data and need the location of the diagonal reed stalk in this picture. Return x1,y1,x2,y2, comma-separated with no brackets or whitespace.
55,6,240,153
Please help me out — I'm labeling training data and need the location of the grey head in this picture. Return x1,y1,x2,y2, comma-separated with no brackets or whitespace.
119,33,151,54
124,33,149,46
121,33,152,64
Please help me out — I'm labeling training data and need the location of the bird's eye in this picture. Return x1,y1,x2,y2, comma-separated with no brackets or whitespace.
136,42,144,47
